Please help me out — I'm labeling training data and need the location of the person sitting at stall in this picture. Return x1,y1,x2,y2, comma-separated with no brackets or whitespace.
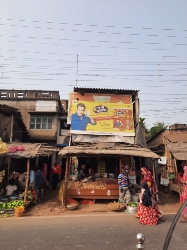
5,180,18,198
177,169,183,183
34,166,43,203
79,164,89,181
89,166,95,182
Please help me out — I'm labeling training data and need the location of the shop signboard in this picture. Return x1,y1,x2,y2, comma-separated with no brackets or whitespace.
68,92,135,136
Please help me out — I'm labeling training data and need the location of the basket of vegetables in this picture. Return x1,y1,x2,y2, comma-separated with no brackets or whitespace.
126,202,138,213
66,202,78,211
107,201,125,212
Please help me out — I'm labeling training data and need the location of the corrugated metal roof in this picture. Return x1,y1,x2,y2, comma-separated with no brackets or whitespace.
74,87,139,95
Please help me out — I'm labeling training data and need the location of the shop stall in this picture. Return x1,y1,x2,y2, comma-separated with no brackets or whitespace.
164,141,187,196
0,141,55,209
58,143,160,205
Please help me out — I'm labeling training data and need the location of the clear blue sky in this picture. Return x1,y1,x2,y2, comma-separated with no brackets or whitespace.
0,0,187,128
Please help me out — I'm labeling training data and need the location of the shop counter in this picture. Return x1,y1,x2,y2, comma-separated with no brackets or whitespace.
67,188,119,201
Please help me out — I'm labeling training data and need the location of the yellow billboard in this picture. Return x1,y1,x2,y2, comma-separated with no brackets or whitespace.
68,92,135,136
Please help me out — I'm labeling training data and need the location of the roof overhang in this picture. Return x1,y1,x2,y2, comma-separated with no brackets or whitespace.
58,143,160,158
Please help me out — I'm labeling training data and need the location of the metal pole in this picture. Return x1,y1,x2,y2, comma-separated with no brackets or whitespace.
136,233,145,249
163,199,187,250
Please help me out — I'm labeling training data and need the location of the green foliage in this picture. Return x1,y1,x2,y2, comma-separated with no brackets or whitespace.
139,117,146,128
139,118,167,139
149,121,168,137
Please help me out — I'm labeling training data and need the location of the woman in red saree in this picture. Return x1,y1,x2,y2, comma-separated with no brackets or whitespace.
139,182,158,225
137,167,162,219
180,164,187,221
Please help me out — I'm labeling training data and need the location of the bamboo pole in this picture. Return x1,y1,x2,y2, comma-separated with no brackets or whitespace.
62,157,69,208
152,158,155,180
10,115,13,142
140,157,142,181
7,157,10,184
115,157,118,177
24,158,30,207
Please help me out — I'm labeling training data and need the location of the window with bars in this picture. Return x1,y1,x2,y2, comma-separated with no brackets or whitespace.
30,115,53,129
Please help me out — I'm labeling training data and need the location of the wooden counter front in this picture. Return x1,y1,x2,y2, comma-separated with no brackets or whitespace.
67,188,119,200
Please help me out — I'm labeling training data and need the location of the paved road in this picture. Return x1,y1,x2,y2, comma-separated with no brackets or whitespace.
0,214,186,250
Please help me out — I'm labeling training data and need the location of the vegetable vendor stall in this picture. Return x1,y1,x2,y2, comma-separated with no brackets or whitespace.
58,142,160,206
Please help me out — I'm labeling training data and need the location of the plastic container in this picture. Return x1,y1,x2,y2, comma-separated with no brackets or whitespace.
126,205,138,214
72,175,78,181
14,206,24,217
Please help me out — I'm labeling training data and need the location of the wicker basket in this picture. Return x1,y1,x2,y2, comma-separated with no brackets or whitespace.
107,202,125,211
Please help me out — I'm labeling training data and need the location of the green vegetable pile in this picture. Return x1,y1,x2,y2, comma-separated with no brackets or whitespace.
0,214,14,218
0,200,24,210
128,202,138,207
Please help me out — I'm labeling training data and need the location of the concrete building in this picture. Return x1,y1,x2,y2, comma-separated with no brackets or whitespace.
0,89,67,164
0,104,28,143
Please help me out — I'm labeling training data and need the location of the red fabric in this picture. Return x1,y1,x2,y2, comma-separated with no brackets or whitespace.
31,189,36,201
182,206,187,221
177,174,183,183
139,204,158,225
153,204,162,219
67,198,79,206
80,200,94,204
140,167,162,219
141,167,159,203
10,146,25,153
180,165,187,221
180,166,187,204
52,164,61,175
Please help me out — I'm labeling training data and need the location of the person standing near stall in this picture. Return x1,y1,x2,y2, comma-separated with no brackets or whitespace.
34,166,43,203
51,162,61,190
118,166,131,204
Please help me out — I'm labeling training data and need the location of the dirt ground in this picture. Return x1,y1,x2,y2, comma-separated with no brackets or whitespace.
25,185,181,217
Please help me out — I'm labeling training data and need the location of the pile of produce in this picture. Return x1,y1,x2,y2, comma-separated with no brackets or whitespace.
67,181,106,190
67,202,78,207
128,202,138,207
21,191,33,201
0,200,24,210
68,181,80,189
0,213,14,218
107,201,125,211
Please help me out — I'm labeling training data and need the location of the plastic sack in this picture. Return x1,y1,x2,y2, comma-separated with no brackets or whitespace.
58,185,64,202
